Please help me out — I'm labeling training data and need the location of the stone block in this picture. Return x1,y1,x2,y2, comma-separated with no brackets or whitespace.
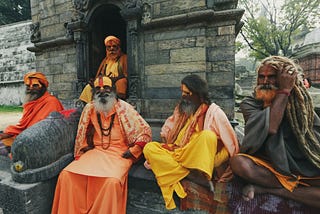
145,62,206,76
145,50,170,65
218,25,235,35
171,47,205,63
0,156,57,214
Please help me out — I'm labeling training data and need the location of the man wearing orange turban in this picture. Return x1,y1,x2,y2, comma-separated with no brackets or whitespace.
79,35,128,104
0,71,64,156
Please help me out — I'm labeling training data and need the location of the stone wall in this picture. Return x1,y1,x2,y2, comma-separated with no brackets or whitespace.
29,0,77,108
136,0,242,119
25,0,243,114
0,21,36,105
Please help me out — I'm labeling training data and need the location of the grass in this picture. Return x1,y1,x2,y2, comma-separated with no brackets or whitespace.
0,105,23,113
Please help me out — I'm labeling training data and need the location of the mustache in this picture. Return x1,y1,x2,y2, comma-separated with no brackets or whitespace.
256,84,278,91
93,92,117,113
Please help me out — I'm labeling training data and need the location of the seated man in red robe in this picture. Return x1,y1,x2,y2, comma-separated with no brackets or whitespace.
0,71,64,156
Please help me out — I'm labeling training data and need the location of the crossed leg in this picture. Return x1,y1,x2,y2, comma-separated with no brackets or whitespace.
230,155,320,208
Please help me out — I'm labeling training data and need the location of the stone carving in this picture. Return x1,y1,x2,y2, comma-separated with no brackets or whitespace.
10,110,81,183
125,0,142,9
64,22,74,39
121,0,143,20
142,3,152,24
30,22,41,43
129,75,139,98
73,0,89,11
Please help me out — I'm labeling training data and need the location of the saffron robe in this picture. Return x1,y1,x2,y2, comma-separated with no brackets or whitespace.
143,103,239,209
2,91,64,146
52,100,151,214
79,54,128,103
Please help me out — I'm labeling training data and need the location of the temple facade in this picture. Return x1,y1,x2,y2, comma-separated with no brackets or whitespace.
1,0,244,120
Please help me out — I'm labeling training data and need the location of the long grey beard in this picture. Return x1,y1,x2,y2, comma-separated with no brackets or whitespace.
93,92,117,113
178,99,197,117
24,91,44,103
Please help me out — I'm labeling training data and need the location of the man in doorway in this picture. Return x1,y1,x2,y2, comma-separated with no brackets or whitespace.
79,35,128,104
0,71,64,156
230,56,320,208
52,76,151,214
143,74,239,210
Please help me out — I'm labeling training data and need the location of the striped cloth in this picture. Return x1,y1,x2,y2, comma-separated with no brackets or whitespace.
180,180,230,214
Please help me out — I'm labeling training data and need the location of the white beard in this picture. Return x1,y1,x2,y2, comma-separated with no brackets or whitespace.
93,92,117,113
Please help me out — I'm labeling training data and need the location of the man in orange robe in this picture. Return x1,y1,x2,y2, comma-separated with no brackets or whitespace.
79,35,128,104
143,74,239,210
52,76,151,214
0,71,64,156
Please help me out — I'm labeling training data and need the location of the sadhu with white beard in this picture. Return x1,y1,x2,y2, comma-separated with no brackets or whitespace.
230,56,320,208
143,74,239,210
0,71,64,156
52,76,151,214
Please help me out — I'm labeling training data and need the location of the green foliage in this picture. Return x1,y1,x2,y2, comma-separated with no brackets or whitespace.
0,0,31,25
0,105,23,112
239,0,320,60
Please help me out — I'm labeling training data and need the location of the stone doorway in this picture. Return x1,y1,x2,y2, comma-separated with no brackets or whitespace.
87,4,127,80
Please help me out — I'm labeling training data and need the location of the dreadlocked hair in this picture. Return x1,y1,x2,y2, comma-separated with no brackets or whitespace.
260,56,320,168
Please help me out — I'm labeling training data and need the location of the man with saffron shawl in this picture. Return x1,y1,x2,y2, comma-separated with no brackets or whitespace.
230,56,320,208
79,35,128,103
0,71,64,156
143,74,239,210
52,76,151,214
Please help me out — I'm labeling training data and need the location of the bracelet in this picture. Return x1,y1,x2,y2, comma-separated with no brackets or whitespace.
277,90,291,96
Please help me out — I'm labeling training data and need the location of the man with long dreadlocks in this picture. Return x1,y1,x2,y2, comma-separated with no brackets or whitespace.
230,56,320,208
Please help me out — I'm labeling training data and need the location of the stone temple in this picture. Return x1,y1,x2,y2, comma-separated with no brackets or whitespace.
25,0,244,120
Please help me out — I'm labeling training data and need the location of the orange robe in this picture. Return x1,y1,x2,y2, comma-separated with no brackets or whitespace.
52,100,151,214
79,54,128,103
3,91,64,146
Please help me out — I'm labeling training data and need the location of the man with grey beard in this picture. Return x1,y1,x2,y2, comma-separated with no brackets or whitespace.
52,76,151,214
0,71,64,156
230,56,320,208
143,74,239,210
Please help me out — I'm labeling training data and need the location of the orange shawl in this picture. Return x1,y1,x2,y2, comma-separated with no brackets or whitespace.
74,100,152,158
164,104,208,147
95,54,128,79
4,91,64,136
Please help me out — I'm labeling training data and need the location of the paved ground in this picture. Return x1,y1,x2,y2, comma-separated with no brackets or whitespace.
0,112,22,130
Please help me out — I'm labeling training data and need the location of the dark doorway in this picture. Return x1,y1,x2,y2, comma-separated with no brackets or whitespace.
87,4,126,80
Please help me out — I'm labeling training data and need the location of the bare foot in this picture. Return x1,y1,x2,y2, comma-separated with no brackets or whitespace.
242,184,255,201
242,184,265,201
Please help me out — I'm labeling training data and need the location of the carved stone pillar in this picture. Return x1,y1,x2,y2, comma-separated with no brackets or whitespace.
68,20,88,93
121,0,142,100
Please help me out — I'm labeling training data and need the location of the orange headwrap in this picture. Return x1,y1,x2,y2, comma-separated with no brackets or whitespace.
104,35,121,46
94,76,112,88
24,72,49,88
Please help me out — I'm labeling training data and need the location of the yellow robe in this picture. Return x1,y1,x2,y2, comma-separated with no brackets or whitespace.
143,103,239,210
144,118,228,209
